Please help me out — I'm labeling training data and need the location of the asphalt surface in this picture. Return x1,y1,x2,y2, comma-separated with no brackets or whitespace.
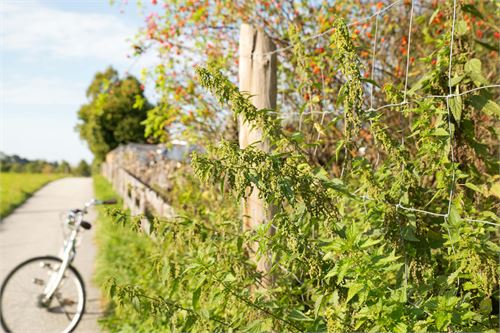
0,177,102,332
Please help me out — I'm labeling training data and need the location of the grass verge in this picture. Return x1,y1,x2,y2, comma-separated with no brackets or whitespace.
92,174,150,331
92,170,241,332
0,172,65,219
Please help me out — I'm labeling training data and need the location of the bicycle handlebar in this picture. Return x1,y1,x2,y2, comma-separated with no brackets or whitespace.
84,198,117,208
78,198,118,215
100,199,117,205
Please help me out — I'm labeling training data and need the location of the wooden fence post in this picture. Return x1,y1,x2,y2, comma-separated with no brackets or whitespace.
238,24,277,285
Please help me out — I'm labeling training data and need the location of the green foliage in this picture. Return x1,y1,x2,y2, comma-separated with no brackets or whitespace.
97,2,499,332
94,172,261,332
1,153,91,177
76,66,153,161
190,16,498,332
0,172,64,218
0,153,68,174
72,160,91,177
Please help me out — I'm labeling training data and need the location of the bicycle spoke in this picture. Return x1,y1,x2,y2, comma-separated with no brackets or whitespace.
1,257,85,333
54,295,73,321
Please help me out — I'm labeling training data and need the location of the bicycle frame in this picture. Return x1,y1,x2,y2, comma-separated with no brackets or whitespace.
41,203,90,305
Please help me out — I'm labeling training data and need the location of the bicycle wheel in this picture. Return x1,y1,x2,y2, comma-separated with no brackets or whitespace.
0,256,86,333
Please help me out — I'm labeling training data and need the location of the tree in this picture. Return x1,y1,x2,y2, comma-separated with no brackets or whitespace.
76,66,153,162
73,160,91,177
56,161,72,174
124,0,499,166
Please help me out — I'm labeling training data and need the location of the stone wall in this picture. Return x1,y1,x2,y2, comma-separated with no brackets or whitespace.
101,142,196,222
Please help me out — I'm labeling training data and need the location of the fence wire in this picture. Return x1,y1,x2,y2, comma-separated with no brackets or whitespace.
256,0,500,227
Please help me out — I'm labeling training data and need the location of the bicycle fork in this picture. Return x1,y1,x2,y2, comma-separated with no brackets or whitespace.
40,231,77,306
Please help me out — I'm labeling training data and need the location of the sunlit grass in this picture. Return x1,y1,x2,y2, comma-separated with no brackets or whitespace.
0,172,65,218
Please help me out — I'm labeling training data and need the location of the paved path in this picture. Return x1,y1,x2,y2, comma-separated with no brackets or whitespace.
0,177,102,332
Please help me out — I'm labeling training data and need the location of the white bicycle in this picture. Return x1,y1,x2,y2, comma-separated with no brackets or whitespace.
0,198,116,333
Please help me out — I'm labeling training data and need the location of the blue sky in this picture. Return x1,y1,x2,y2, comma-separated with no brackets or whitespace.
0,0,158,164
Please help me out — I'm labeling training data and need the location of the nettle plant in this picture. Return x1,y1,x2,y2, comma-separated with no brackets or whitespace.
190,16,499,332
102,5,499,333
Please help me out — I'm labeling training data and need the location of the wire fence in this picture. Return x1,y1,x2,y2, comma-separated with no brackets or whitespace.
264,0,500,228
121,0,499,228
233,0,500,294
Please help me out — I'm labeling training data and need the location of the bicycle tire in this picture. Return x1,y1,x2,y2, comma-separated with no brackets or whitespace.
0,256,86,333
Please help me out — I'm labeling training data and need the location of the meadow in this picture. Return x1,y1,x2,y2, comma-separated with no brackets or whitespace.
0,172,65,218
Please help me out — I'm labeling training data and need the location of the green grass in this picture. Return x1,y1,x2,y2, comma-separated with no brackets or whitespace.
0,172,65,219
92,171,242,332
92,174,146,331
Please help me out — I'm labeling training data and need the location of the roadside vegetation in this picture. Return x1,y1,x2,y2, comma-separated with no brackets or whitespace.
0,152,91,176
91,0,499,331
92,170,241,332
0,172,65,218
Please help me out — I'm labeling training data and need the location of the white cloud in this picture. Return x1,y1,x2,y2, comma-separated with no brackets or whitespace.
0,1,136,64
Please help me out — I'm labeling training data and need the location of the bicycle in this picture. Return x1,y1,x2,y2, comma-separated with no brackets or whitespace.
0,198,116,333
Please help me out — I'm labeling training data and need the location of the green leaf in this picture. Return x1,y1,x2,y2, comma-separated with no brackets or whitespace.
360,238,382,249
291,132,305,143
181,315,197,332
402,226,419,242
464,59,488,86
464,182,484,194
448,86,462,122
479,298,492,314
192,286,201,311
223,273,236,282
447,267,462,285
288,309,313,322
433,128,449,137
464,58,481,74
393,322,407,333
375,250,401,266
244,319,264,333
489,182,500,199
474,39,498,51
435,312,451,330
313,122,326,136
483,99,500,117
449,74,465,87
407,74,430,96
461,4,484,19
335,140,345,161
132,296,141,311
200,308,210,320
469,94,500,117
337,261,351,283
360,77,380,87
314,294,325,318
346,283,364,303
109,281,116,298
315,167,330,181
455,20,467,36
428,8,440,25
463,281,477,291
448,205,461,227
